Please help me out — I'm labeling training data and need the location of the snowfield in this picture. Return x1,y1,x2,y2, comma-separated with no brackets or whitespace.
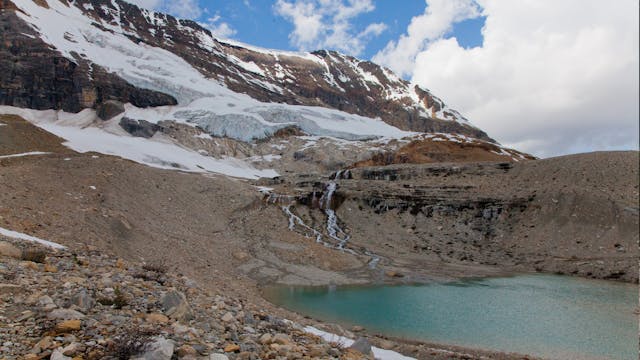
0,106,278,179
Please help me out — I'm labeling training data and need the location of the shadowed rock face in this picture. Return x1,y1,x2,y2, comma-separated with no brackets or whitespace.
0,2,176,112
263,153,639,283
1,0,490,141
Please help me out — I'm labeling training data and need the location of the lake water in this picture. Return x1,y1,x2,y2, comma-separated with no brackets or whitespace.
263,274,638,360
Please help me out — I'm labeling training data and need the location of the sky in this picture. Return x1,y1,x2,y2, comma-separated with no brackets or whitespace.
127,0,639,158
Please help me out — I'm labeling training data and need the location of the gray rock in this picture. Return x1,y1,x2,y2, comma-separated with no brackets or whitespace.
0,241,21,259
97,100,125,120
131,336,174,360
209,354,229,360
349,337,373,356
70,288,94,312
161,290,193,322
48,309,85,320
50,348,72,360
119,117,161,138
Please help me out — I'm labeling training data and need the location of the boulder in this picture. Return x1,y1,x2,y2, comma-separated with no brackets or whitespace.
119,117,161,138
131,337,174,360
97,100,125,120
209,354,229,360
55,319,81,333
0,241,21,259
50,348,72,360
70,288,94,312
348,337,373,356
48,309,85,320
161,290,193,322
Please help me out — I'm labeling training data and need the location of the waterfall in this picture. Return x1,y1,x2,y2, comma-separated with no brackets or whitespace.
262,174,380,268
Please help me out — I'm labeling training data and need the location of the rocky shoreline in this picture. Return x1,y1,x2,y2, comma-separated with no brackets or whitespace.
0,238,376,360
1,236,551,360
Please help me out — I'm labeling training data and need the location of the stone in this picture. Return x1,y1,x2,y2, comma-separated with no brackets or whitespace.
115,258,125,269
0,283,25,295
0,241,21,259
50,348,72,360
271,333,291,345
38,295,56,310
22,261,40,270
209,354,229,360
258,333,272,345
351,325,364,332
62,342,84,356
44,264,58,273
132,337,174,360
70,289,94,312
385,270,403,278
48,309,85,320
221,312,234,322
223,344,240,353
348,337,373,356
161,290,194,322
232,251,250,261
145,313,169,324
119,117,161,138
55,320,81,333
97,100,125,120
176,344,198,358
342,348,367,360
32,336,54,353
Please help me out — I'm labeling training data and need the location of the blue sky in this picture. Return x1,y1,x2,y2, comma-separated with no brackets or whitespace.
139,0,485,61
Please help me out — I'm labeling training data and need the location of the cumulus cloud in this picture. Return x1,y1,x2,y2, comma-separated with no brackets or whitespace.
274,0,387,56
376,0,639,157
206,14,237,39
373,0,480,77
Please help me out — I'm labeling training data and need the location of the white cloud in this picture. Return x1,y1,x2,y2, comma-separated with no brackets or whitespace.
163,0,202,18
126,0,202,19
372,0,480,77
206,14,237,39
376,0,639,157
274,0,387,56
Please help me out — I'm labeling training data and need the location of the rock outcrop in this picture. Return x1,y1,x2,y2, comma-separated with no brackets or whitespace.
0,1,177,113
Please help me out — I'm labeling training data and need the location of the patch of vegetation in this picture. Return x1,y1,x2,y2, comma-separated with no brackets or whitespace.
108,327,157,360
21,248,46,263
97,287,128,309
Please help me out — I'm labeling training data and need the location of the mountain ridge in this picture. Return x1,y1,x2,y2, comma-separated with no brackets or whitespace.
1,0,492,141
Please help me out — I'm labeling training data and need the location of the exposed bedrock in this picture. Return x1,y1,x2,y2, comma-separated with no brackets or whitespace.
0,7,176,112
265,154,639,283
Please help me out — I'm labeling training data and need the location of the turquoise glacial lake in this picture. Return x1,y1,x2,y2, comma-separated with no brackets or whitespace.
264,275,638,360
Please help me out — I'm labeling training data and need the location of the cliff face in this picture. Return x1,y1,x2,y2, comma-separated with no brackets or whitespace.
1,0,491,140
0,0,177,112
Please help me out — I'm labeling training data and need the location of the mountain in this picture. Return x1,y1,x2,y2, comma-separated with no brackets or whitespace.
0,2,638,359
2,0,489,138
0,0,535,179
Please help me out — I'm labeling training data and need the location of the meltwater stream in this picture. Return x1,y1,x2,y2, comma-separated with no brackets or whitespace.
264,274,638,360
275,177,380,266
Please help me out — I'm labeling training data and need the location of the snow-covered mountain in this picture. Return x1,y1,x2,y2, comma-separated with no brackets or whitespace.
0,0,530,178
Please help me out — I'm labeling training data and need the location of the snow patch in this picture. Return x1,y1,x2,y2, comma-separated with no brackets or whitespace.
0,151,50,159
303,326,415,360
0,226,66,249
